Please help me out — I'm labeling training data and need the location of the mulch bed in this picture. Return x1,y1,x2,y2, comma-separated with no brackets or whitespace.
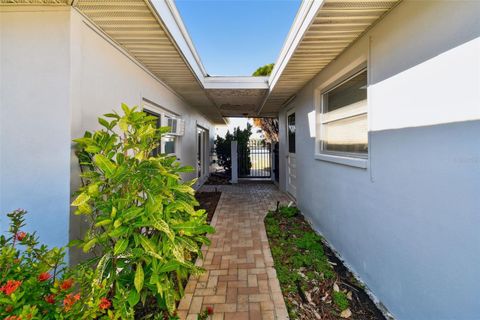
195,190,222,223
265,207,386,320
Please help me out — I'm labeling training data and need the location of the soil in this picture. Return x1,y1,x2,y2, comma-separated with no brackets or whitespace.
195,190,222,223
265,209,386,320
204,172,231,185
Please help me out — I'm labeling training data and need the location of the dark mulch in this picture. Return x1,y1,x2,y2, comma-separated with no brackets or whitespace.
204,172,231,185
265,207,386,320
195,190,222,223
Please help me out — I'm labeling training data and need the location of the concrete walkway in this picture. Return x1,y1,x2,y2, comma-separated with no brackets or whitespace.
177,183,291,320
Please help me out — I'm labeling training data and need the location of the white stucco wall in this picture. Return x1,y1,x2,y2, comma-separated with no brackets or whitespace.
0,8,72,249
279,1,480,319
0,7,215,260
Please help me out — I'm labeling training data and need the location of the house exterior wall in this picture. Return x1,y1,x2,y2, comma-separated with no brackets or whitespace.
0,7,215,261
69,9,215,263
279,1,480,319
0,8,72,249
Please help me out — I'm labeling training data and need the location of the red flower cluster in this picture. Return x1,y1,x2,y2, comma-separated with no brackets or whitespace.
0,280,22,296
99,297,111,310
37,272,51,282
15,232,26,241
63,293,80,311
206,306,214,315
60,279,73,291
4,316,21,320
45,294,56,304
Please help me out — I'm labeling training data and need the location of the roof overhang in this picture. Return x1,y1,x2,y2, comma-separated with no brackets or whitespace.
261,0,401,115
1,0,400,121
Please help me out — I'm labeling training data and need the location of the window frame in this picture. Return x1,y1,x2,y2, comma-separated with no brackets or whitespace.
143,103,180,156
315,64,369,169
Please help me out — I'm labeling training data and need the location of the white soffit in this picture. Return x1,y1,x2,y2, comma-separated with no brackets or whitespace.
73,0,228,124
261,0,401,116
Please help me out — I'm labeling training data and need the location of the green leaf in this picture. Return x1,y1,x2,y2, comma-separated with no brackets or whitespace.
175,166,195,173
68,239,83,247
172,246,184,263
113,219,122,229
145,250,164,261
119,118,129,132
135,263,144,293
72,192,90,207
93,154,116,177
172,184,195,195
165,291,176,314
114,238,129,255
109,226,128,238
158,261,181,273
139,235,158,254
98,117,111,129
127,289,140,307
121,103,131,115
172,221,215,236
94,219,112,227
83,238,97,253
152,216,175,241
176,237,199,253
104,112,119,119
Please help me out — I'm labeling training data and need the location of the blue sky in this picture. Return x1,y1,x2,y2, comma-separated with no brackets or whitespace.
175,0,301,76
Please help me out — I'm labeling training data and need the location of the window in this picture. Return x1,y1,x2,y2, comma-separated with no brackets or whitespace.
287,112,296,154
143,108,178,155
318,68,368,163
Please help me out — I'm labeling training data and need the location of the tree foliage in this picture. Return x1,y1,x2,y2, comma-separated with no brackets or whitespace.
215,124,252,175
252,63,274,76
252,64,279,142
71,104,214,319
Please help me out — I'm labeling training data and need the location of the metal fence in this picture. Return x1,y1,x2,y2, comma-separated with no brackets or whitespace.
238,140,272,178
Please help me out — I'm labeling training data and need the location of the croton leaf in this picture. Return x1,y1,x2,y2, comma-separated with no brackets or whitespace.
93,154,116,177
135,263,144,293
72,192,90,207
114,238,129,255
152,216,175,241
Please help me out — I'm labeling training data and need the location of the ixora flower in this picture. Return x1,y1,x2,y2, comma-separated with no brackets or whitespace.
99,297,111,310
63,293,80,311
15,231,27,241
206,306,214,315
60,279,74,291
0,280,22,295
38,272,51,282
45,294,56,304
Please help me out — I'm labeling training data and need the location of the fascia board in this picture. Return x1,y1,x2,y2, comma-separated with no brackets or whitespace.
268,0,325,90
148,0,208,86
204,77,269,90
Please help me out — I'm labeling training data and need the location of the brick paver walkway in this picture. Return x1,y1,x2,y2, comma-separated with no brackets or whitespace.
177,183,292,320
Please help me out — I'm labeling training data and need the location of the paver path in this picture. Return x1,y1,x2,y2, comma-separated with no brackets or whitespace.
177,183,292,320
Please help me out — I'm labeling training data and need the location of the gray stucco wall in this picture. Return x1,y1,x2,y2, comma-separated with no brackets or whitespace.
279,1,480,319
68,9,216,264
0,9,72,249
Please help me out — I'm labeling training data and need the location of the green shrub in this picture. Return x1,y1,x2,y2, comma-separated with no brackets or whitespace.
332,290,349,311
0,209,112,319
278,205,299,218
71,104,215,318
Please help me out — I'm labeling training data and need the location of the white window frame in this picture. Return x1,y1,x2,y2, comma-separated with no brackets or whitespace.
314,64,368,169
143,103,180,156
